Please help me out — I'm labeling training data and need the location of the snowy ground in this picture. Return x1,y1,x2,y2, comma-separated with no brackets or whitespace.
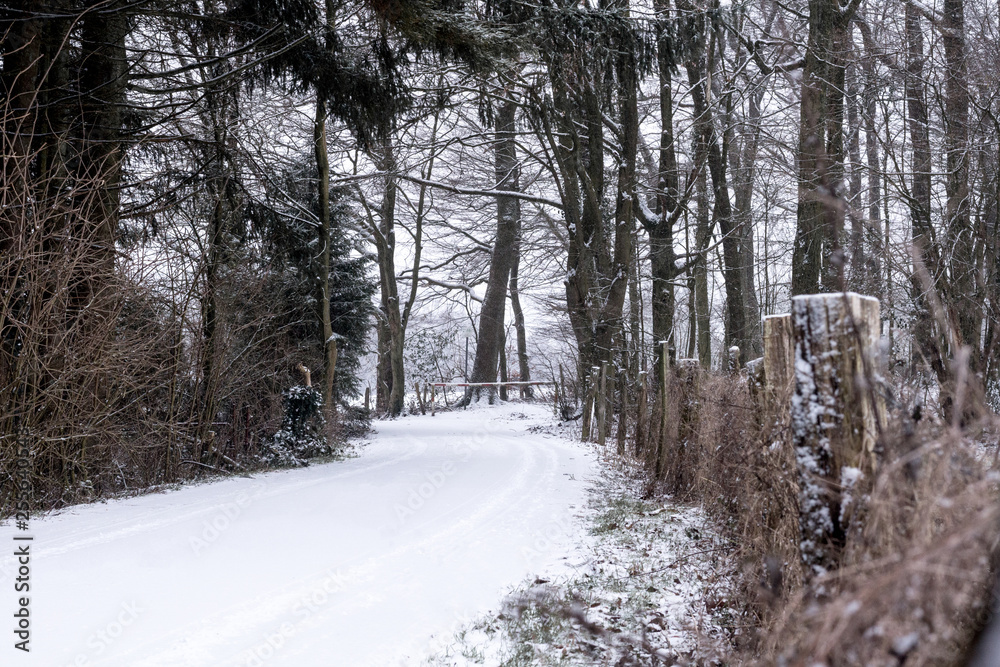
425,454,737,666
0,403,598,667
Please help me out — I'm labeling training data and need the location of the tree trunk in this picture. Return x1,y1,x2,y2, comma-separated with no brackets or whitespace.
904,2,945,380
792,0,851,296
683,12,760,362
509,234,532,398
694,146,711,368
315,0,339,413
540,25,632,383
731,81,765,360
196,54,240,459
648,0,681,383
465,98,520,402
845,55,865,290
862,47,882,300
315,100,338,413
942,0,979,362
372,137,405,417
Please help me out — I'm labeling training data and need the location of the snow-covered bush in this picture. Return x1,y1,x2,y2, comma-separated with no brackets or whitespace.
265,385,327,467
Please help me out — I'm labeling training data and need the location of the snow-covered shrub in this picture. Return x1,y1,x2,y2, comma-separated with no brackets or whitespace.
265,385,327,467
404,326,463,384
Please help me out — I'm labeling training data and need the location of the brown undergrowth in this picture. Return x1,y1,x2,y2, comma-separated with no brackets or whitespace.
640,368,1000,665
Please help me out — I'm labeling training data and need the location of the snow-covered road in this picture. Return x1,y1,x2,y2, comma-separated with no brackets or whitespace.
0,404,595,667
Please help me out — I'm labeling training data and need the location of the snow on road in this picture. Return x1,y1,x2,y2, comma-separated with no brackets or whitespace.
0,404,595,667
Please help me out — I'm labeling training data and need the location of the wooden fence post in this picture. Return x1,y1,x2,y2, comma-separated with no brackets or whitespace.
791,292,886,574
726,345,741,374
364,386,370,413
430,384,437,416
763,314,794,416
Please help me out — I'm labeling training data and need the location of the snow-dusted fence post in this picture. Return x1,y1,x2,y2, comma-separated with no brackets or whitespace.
364,386,371,413
763,314,794,415
726,346,741,375
792,292,886,575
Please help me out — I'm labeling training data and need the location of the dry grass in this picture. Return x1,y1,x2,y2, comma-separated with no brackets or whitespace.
635,367,1000,665
759,419,999,667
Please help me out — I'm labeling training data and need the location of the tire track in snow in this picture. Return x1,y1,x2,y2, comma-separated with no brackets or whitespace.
111,434,555,667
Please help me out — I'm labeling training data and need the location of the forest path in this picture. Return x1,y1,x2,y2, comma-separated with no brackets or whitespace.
0,403,595,667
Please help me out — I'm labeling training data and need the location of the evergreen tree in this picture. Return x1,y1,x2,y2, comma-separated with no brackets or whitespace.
249,162,377,403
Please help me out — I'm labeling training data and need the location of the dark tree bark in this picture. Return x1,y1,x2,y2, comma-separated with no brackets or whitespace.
693,138,711,368
508,229,532,398
613,18,640,372
682,11,760,363
0,1,43,188
372,137,405,417
315,0,339,413
537,34,633,386
903,2,945,379
846,55,864,288
466,98,521,401
315,100,338,413
791,0,855,295
942,0,979,362
647,0,681,381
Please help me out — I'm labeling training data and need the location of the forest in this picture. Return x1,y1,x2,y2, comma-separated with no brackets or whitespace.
3,0,1000,663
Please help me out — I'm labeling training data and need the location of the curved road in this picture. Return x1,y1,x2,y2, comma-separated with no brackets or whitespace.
0,404,594,667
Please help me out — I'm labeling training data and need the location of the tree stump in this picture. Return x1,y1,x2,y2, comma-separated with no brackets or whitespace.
791,292,886,575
